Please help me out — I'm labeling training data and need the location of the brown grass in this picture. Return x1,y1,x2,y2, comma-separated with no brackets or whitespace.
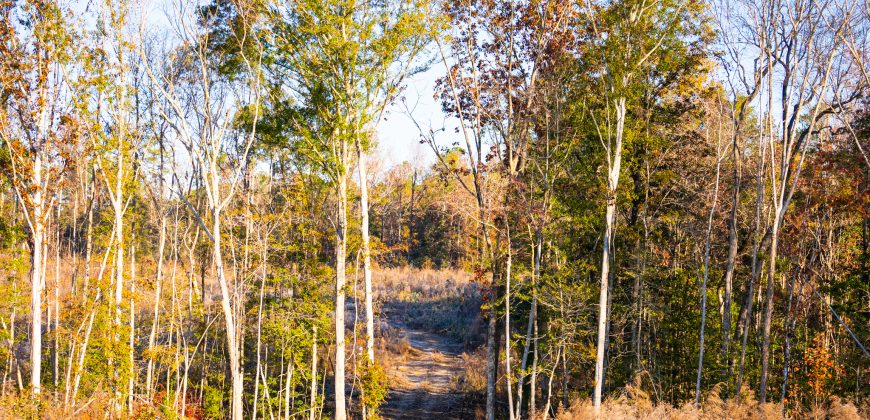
373,267,475,299
374,267,484,348
453,347,488,393
555,385,866,420
0,389,113,419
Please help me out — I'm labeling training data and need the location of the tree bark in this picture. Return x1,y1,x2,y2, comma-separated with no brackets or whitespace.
146,216,166,400
594,96,625,410
516,228,541,418
310,326,318,420
30,152,44,396
128,243,136,415
213,209,243,419
759,217,779,403
505,224,514,420
334,164,348,420
736,119,767,397
721,139,740,379
357,140,375,364
696,135,724,406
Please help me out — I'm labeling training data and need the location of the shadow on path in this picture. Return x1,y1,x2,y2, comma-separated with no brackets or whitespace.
379,321,480,419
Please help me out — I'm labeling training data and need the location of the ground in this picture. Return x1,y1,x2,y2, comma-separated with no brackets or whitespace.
379,321,467,419
373,268,484,419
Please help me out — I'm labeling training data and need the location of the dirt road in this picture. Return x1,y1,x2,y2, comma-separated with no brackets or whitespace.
379,324,472,419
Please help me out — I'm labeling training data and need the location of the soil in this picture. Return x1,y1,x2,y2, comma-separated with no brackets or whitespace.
379,322,474,419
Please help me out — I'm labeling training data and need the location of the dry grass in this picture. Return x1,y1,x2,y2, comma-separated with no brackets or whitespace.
374,267,483,348
0,389,113,419
453,346,488,393
555,385,866,420
373,267,475,299
375,328,413,379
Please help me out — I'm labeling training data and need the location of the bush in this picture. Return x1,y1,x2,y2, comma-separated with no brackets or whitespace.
359,358,389,418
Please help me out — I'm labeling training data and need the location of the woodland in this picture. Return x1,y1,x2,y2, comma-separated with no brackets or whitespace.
0,0,869,419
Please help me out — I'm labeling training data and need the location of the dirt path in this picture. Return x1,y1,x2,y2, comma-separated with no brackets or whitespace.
379,324,470,419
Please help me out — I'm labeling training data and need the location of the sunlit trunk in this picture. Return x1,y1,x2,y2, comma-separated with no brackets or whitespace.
357,141,375,364
310,326,318,420
30,152,44,396
594,97,625,410
334,162,348,420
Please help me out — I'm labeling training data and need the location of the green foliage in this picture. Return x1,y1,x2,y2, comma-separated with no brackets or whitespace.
201,383,225,420
358,359,389,417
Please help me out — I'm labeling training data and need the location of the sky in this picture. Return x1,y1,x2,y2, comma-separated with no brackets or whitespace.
375,66,444,169
137,0,448,175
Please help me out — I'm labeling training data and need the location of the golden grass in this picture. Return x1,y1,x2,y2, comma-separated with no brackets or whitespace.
555,385,866,420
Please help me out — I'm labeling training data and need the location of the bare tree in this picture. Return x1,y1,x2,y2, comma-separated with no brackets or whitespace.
0,0,79,396
139,1,263,416
751,0,862,401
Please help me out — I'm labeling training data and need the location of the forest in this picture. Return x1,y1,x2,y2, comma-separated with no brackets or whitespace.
0,0,868,418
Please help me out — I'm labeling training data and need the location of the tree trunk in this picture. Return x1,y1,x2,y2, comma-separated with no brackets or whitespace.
213,211,243,419
736,126,766,397
146,216,166,400
129,243,136,416
486,307,497,420
505,225,514,420
594,96,625,410
594,199,615,408
696,141,723,406
53,210,60,389
111,149,125,409
530,305,538,419
516,228,541,418
310,326,318,420
759,216,779,403
357,141,375,364
30,153,44,396
780,270,803,405
721,139,740,380
542,344,561,420
334,167,348,420
253,248,267,420
284,357,293,419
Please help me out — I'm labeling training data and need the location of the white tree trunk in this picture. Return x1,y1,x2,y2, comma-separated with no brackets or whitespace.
217,218,243,419
505,228,514,420
593,97,625,410
30,153,44,396
129,243,136,415
357,142,375,364
146,216,166,399
696,140,724,405
310,325,318,420
334,168,348,420
30,224,44,396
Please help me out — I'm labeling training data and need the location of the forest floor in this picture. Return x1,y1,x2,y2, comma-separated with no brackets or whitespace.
378,320,468,419
372,268,486,419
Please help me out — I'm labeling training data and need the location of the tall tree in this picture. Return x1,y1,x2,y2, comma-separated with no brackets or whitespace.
0,0,80,396
579,0,707,409
139,1,264,416
751,0,862,402
267,0,431,417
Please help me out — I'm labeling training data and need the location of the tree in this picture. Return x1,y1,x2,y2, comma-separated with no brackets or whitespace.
578,0,708,409
81,1,141,408
139,1,264,416
0,0,80,396
747,0,863,402
266,0,431,417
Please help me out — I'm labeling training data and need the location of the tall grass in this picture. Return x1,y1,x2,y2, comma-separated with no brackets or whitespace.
374,267,483,348
555,385,867,420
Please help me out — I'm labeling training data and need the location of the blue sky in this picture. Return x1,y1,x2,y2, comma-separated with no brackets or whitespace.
375,65,442,169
